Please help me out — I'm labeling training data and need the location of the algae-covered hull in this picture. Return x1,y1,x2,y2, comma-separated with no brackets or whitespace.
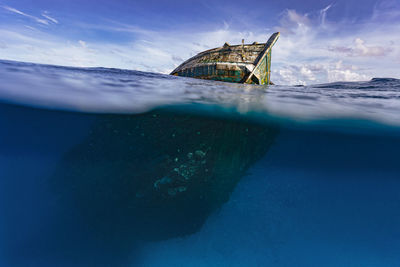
171,32,280,85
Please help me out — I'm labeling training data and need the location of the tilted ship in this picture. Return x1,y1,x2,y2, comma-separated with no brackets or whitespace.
171,32,280,85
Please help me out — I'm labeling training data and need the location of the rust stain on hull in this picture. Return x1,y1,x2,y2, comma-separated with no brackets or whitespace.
170,32,280,85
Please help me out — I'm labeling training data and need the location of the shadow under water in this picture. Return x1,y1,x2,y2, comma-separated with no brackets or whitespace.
53,109,278,240
0,103,278,265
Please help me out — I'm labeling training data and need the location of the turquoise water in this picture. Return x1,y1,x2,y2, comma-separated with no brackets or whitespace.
1,60,400,266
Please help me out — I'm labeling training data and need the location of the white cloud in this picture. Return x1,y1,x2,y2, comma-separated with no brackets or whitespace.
272,61,369,85
329,38,393,57
2,6,49,25
269,4,400,84
275,9,311,35
0,28,188,73
41,12,58,24
78,40,87,48
24,25,37,31
320,4,333,27
372,0,400,22
327,60,369,82
0,4,399,85
0,29,94,67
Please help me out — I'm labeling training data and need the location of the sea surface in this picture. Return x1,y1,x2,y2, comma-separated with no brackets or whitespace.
1,59,400,266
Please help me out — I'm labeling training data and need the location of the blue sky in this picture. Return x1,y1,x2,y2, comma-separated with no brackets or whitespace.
0,0,399,84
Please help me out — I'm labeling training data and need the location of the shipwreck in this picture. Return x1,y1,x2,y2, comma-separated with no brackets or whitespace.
171,32,280,85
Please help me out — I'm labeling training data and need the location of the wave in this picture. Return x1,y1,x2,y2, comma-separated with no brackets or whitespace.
0,59,400,132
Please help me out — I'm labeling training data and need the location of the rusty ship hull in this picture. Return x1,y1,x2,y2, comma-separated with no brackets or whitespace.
170,32,280,85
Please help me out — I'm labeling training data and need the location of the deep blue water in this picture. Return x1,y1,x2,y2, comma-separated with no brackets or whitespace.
1,60,400,266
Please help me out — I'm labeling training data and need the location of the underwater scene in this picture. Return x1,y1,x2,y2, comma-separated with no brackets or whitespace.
1,59,400,266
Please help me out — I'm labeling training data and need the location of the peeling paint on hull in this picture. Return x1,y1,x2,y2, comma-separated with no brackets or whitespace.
170,32,280,85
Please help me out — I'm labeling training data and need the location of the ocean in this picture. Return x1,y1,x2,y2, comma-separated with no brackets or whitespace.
0,59,400,266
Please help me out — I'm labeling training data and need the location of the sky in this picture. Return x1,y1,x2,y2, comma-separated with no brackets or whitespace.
0,0,399,84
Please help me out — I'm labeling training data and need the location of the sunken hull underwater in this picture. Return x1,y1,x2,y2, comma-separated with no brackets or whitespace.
171,32,280,85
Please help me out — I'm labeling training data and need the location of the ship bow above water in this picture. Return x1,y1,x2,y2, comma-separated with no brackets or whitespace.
170,32,280,85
